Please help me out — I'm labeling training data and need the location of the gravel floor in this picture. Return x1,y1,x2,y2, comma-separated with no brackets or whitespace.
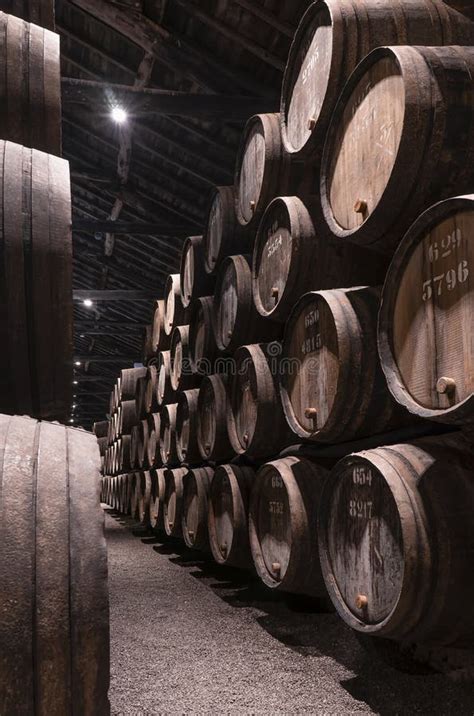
105,510,474,715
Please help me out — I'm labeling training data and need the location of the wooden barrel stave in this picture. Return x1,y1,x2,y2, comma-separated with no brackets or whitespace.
163,467,188,538
137,470,152,527
164,273,186,336
160,403,179,466
149,468,167,533
182,467,214,550
197,374,235,462
180,235,215,308
119,367,147,401
176,388,201,465
188,296,218,374
157,350,174,408
203,186,251,275
170,324,201,392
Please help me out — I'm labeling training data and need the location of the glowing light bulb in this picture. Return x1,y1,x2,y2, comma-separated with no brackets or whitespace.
111,107,127,124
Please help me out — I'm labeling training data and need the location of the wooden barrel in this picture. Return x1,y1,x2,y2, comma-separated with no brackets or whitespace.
280,0,474,161
249,457,330,597
137,418,149,469
203,186,251,275
119,472,132,515
170,324,200,392
379,195,474,425
129,472,139,519
130,425,139,470
0,13,61,154
252,195,388,323
136,471,152,527
135,376,147,420
160,403,179,466
97,436,108,456
163,467,188,538
182,467,214,551
157,350,174,407
164,274,186,336
280,287,409,443
235,113,299,230
318,435,474,645
118,435,132,473
208,464,255,569
2,1,55,30
0,415,109,714
151,298,170,353
176,388,200,465
197,374,234,462
147,412,162,468
149,468,166,533
119,366,147,401
188,296,218,374
213,255,281,353
321,45,474,255
227,343,292,459
144,364,159,414
0,141,72,421
93,420,109,438
180,235,215,308
118,400,137,436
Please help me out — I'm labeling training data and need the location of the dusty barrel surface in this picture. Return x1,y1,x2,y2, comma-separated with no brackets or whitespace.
119,435,132,473
163,467,188,538
118,400,137,436
137,418,149,469
149,468,166,532
129,472,139,519
227,343,292,459
182,467,214,550
151,299,169,353
321,45,474,254
197,374,234,462
379,195,474,424
130,426,139,470
170,324,200,392
213,255,281,353
164,273,186,336
0,13,61,154
280,287,408,443
134,376,148,420
93,420,109,438
281,0,474,160
252,195,388,323
203,186,250,275
0,415,109,715
249,457,330,597
157,350,174,407
160,403,179,466
119,367,147,401
188,296,218,374
0,141,73,421
145,364,159,414
318,436,474,646
180,235,215,308
176,388,201,465
137,470,152,527
235,113,295,230
147,413,162,468
208,464,255,569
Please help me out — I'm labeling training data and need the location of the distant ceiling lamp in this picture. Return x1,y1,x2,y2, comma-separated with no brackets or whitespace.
83,298,93,308
111,106,127,124
75,361,81,367
73,380,78,385
69,418,74,423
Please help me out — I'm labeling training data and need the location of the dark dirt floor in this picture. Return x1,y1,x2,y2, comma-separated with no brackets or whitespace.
105,510,474,715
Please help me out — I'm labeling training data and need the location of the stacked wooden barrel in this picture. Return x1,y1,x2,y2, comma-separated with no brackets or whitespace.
100,0,474,674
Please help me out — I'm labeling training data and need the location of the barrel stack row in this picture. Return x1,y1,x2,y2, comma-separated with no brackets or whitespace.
100,0,474,675
0,5,110,713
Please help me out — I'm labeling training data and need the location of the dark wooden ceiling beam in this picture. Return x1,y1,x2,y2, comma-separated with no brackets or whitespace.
61,77,278,118
73,219,191,235
173,0,285,71
67,0,273,96
73,290,155,301
230,0,295,38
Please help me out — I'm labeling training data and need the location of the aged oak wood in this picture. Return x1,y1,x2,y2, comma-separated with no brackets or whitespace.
213,254,281,353
227,343,292,459
0,415,109,715
149,468,167,533
119,366,146,401
151,298,170,353
280,287,409,443
179,235,215,308
164,273,186,336
379,194,474,424
157,350,174,407
170,324,200,392
208,464,255,569
203,186,250,275
163,467,188,538
318,435,474,646
182,466,214,550
281,0,474,160
188,296,218,374
3,0,55,31
160,402,179,466
252,195,388,323
176,388,201,465
321,46,474,254
249,457,330,597
197,374,235,462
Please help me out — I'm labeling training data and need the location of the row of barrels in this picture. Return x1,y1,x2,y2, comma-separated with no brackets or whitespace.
0,10,72,422
102,431,474,654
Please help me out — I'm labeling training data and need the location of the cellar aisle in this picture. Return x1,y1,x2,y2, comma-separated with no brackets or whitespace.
105,511,474,716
